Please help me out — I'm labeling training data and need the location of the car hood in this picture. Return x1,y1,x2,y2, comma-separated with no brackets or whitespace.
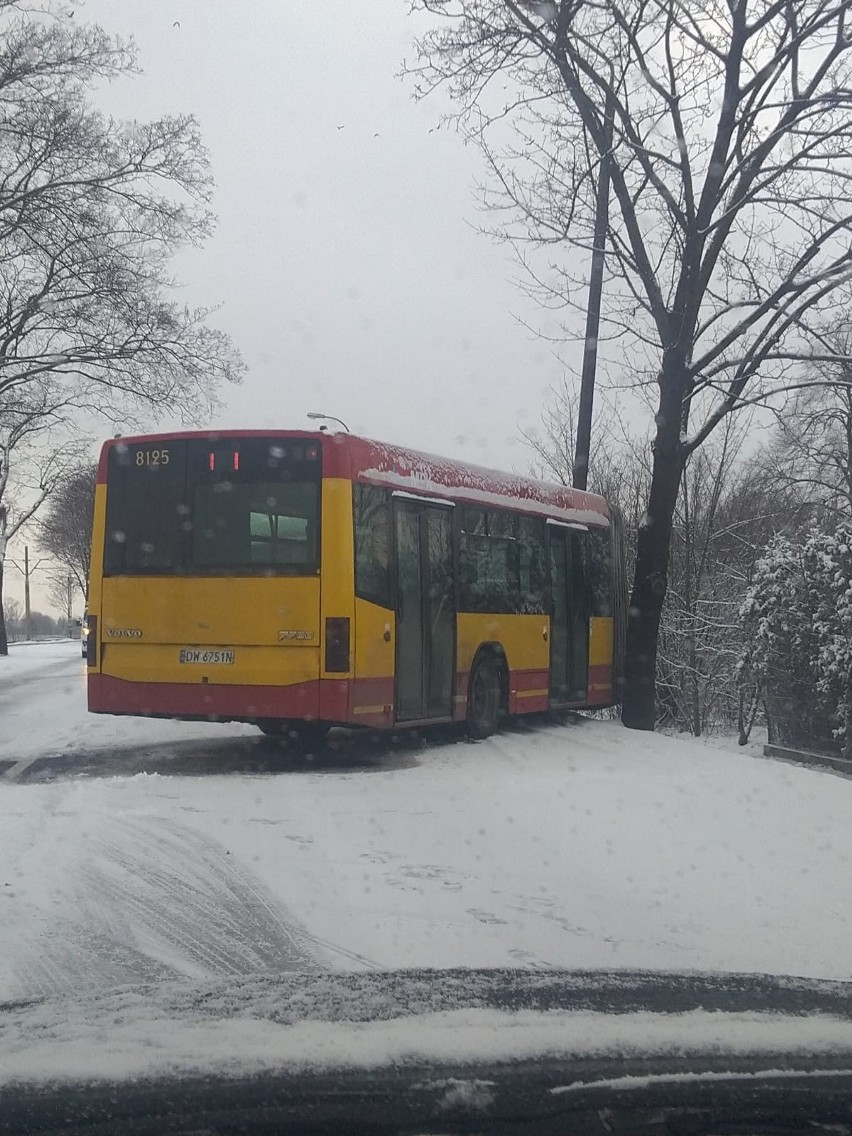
4,968,852,1133
4,966,852,1079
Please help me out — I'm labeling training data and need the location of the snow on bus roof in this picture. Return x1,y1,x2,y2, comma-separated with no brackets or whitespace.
93,430,611,527
342,435,611,527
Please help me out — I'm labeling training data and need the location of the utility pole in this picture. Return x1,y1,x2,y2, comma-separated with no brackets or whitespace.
65,573,73,634
573,91,614,492
24,545,32,641
5,547,51,643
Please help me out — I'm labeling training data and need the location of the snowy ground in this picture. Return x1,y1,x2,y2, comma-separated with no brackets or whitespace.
2,639,852,1010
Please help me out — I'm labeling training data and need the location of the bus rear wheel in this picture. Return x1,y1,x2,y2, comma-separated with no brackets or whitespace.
257,720,330,747
466,654,503,740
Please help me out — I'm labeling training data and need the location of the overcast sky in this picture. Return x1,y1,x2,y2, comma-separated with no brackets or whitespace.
10,0,598,613
77,0,584,464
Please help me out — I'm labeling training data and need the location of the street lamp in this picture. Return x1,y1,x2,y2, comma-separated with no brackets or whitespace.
307,412,350,433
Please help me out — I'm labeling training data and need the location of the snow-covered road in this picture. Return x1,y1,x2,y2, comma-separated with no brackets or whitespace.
1,639,851,1005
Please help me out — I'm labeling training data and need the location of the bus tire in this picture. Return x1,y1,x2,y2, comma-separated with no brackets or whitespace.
466,653,503,740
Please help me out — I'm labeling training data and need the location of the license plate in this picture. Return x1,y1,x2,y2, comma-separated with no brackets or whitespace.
179,649,235,665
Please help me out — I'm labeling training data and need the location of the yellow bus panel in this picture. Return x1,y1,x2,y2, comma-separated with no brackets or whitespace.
101,643,320,689
101,576,321,646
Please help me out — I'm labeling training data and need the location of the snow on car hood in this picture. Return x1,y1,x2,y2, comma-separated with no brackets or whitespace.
3,968,852,1086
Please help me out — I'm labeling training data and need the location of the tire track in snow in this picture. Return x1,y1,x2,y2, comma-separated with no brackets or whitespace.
13,812,321,999
0,659,81,698
0,652,86,774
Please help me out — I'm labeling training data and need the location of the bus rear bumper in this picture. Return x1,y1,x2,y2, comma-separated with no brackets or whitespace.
87,673,349,724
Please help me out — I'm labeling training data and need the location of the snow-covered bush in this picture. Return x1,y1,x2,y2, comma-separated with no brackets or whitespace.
802,528,852,755
742,524,852,755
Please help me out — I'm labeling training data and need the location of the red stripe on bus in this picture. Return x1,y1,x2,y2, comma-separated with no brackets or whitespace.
88,665,616,724
319,678,349,722
513,668,550,691
457,667,550,716
349,675,395,726
586,662,614,705
88,673,323,721
509,668,551,715
88,674,396,727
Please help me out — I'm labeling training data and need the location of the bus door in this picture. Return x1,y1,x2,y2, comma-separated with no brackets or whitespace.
548,523,589,703
394,499,455,721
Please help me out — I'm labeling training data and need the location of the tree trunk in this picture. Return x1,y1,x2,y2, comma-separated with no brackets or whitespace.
764,700,776,744
622,373,686,731
685,525,702,736
737,683,760,746
689,644,701,737
0,558,8,657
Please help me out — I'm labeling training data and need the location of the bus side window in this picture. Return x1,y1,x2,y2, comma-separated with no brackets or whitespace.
586,528,612,617
458,509,488,612
354,484,391,607
458,509,523,614
460,508,487,536
486,511,518,614
517,516,545,614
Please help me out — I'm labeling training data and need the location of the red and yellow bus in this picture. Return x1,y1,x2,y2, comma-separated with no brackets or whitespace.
86,430,627,739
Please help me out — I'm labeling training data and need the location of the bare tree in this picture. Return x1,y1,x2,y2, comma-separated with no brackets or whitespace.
2,594,21,641
0,392,83,654
37,461,95,601
521,377,579,486
0,3,244,652
47,570,72,621
0,2,243,424
411,0,852,728
527,384,750,734
762,370,852,521
522,378,651,572
657,417,750,735
525,382,806,734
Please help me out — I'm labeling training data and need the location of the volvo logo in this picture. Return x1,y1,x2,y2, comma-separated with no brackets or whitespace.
277,630,314,641
107,627,143,637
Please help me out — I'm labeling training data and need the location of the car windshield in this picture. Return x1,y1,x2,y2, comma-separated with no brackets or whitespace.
3,0,852,1125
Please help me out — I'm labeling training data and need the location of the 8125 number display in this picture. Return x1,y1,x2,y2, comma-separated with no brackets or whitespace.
135,448,170,466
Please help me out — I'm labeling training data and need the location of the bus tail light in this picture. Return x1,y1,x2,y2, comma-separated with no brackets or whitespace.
325,617,350,673
85,615,97,667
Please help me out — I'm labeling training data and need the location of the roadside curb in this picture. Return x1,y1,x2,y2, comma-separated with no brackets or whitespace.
763,743,852,777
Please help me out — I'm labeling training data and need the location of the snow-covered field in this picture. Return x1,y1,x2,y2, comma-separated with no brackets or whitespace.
2,639,851,1008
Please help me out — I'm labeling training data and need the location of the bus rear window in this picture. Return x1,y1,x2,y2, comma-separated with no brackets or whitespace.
104,437,321,575
104,441,188,574
192,481,318,571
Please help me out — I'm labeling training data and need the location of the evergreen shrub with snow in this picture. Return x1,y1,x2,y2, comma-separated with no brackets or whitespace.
741,524,852,756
